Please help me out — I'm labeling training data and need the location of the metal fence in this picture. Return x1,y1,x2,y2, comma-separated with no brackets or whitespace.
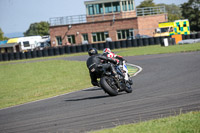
136,6,166,16
49,6,166,26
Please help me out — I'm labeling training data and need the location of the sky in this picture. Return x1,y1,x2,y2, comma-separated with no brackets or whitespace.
0,0,188,37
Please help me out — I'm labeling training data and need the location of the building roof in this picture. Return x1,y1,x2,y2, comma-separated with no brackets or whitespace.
0,43,18,48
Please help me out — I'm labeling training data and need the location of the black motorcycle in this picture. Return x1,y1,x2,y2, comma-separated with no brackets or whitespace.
98,61,133,96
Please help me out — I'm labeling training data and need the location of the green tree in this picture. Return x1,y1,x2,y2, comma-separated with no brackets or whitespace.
24,21,50,36
158,4,182,21
181,0,200,31
137,0,156,8
0,28,9,41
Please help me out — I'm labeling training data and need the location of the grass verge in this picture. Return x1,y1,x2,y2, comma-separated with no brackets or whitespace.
90,111,200,133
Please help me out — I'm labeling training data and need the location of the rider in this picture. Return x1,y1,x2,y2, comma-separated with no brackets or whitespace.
103,48,124,65
103,48,133,85
86,48,118,87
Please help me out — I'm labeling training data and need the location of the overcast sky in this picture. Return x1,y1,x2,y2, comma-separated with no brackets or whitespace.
0,0,188,36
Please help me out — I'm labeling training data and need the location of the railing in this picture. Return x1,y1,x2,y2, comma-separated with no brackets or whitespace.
136,6,166,16
49,6,166,26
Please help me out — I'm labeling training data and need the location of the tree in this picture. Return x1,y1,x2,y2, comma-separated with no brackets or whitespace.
181,0,200,31
24,21,50,36
158,3,182,21
0,28,9,41
137,0,156,8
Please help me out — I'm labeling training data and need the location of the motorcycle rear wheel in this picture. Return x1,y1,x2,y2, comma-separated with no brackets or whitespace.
100,76,118,96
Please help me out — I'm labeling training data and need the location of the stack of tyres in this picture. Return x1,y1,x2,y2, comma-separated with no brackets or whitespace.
185,34,190,39
20,52,26,60
42,49,48,57
98,43,104,50
54,47,60,55
70,46,76,53
87,44,92,50
31,51,37,58
115,41,121,49
64,46,71,54
182,35,186,40
81,44,87,52
120,40,126,48
2,53,8,61
92,43,99,50
0,53,2,61
143,38,149,46
154,37,160,45
132,39,137,47
48,47,54,56
190,34,196,39
137,39,143,47
76,45,82,53
14,52,20,60
148,37,155,45
109,42,115,49
127,40,132,47
59,47,65,55
25,51,32,59
37,50,43,57
8,52,15,60
197,32,200,39
104,42,109,48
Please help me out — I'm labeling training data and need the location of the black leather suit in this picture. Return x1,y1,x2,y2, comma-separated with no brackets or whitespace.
86,54,117,86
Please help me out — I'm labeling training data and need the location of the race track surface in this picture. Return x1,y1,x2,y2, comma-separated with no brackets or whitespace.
0,51,200,133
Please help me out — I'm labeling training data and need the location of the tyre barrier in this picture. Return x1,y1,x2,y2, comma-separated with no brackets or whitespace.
76,45,82,53
185,34,190,39
64,46,70,54
20,52,26,60
43,49,48,57
115,41,121,49
132,39,137,47
48,47,54,56
197,33,200,39
81,44,87,52
14,52,20,60
86,44,92,50
25,51,32,59
137,39,143,47
98,43,104,50
104,42,109,48
127,40,132,47
0,53,2,61
8,53,14,60
31,51,37,58
148,37,155,45
37,50,43,57
2,53,8,61
154,37,160,44
53,47,60,55
143,38,149,46
109,42,115,49
70,46,77,53
121,40,126,48
59,47,65,55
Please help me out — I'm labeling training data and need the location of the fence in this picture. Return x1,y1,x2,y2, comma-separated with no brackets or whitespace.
1,33,200,62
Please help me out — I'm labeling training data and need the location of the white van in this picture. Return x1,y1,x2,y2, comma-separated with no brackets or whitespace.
7,36,42,52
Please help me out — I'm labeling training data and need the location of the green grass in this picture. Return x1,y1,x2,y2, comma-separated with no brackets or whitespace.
0,43,200,109
0,60,91,108
90,111,200,133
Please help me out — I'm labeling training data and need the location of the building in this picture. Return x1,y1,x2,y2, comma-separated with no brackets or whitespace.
49,0,168,46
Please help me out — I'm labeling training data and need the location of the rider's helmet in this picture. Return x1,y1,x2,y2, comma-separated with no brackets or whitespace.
88,48,98,56
103,48,111,54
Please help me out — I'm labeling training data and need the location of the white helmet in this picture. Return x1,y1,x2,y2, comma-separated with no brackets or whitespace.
103,48,111,53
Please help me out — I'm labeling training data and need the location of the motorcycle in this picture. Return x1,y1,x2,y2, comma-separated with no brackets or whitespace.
98,61,133,96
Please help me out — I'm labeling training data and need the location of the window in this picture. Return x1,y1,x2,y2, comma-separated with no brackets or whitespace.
117,29,134,40
92,31,109,42
67,35,76,44
122,1,127,11
56,36,62,45
88,4,95,15
113,2,121,12
23,41,30,47
95,4,103,14
128,0,134,11
82,34,88,41
105,3,112,13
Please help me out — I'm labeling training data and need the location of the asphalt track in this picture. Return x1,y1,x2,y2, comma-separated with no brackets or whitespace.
0,51,200,133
